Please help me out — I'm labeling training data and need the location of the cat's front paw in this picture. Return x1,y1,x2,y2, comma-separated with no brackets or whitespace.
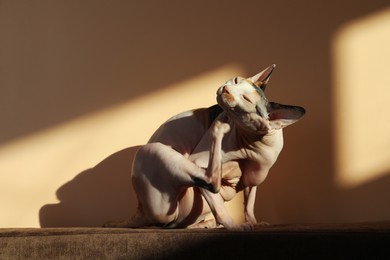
212,120,231,137
244,213,258,226
227,222,255,231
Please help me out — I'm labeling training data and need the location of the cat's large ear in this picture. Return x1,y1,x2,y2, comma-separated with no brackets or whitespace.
267,102,305,129
250,64,276,91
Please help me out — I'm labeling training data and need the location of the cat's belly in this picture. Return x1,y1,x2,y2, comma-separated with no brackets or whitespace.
220,161,242,201
175,187,211,227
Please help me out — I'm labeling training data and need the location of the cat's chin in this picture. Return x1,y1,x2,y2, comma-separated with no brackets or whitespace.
217,95,234,110
221,94,237,107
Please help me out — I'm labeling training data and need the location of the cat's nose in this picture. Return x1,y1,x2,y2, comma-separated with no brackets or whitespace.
222,86,230,94
217,85,230,95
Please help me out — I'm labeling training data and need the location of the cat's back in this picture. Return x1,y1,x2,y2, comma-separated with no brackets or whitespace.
148,105,223,156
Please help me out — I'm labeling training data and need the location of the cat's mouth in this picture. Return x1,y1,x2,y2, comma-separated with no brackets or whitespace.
217,86,236,108
221,89,235,104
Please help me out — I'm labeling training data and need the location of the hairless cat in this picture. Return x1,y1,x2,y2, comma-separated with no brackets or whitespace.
104,65,305,230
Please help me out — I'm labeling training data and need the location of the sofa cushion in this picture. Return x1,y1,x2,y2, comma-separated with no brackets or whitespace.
1,222,390,259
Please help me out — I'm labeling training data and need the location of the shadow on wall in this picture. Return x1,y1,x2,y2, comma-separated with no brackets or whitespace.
40,147,140,227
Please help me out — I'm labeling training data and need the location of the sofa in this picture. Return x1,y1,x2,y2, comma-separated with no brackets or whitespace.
1,222,390,259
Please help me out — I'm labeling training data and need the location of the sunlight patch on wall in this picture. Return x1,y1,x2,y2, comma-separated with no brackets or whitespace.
333,8,390,188
0,64,245,227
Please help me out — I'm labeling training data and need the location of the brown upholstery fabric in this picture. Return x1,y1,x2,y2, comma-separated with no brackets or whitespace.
1,222,390,259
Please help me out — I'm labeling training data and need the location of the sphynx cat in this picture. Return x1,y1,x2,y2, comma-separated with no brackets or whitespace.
104,64,305,230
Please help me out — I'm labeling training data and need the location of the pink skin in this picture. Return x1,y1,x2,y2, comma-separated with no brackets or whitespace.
104,65,305,230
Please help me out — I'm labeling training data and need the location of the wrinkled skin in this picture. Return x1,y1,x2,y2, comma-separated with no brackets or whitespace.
104,65,305,230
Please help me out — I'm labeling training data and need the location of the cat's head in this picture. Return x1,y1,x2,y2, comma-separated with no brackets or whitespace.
216,64,305,134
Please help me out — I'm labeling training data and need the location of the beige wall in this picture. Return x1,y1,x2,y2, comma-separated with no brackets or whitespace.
1,0,390,227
